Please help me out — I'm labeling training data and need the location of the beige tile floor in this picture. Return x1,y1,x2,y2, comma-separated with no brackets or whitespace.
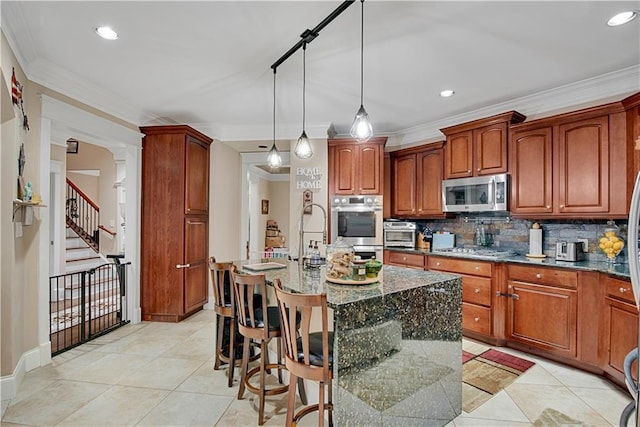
0,309,635,426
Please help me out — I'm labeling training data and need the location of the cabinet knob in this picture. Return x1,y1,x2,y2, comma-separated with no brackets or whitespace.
474,288,480,294
467,170,471,173
620,287,630,293
477,168,481,172
176,263,191,269
436,262,441,266
475,266,480,271
508,284,512,289
536,273,542,279
560,204,565,209
546,205,551,209
474,316,480,322
403,256,407,261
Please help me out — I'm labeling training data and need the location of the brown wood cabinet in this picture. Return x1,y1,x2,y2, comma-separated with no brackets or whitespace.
383,250,425,270
622,92,640,177
390,142,445,218
510,103,629,218
328,137,386,195
428,256,495,337
140,125,213,322
440,111,525,179
505,265,578,358
600,275,638,385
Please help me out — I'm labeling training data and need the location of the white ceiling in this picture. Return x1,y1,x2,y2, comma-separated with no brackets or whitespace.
2,1,639,152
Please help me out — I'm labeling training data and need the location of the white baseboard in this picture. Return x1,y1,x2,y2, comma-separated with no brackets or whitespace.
0,344,48,402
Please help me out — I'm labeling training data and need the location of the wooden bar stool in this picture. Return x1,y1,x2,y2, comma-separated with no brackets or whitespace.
274,279,333,427
232,271,288,425
209,257,239,387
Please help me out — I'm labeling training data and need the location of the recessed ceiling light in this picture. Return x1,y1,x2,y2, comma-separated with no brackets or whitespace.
95,26,118,40
607,11,637,26
440,89,455,98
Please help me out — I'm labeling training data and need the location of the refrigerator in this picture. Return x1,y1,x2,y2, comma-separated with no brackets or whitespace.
624,171,640,427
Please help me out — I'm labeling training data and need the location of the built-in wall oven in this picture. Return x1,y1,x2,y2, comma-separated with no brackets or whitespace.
330,195,383,260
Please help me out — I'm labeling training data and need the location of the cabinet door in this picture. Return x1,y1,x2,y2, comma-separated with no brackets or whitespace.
445,131,473,178
557,116,609,213
358,144,381,194
416,148,444,215
185,136,210,215
507,281,577,358
602,298,638,380
184,218,208,313
474,123,508,175
333,145,357,195
392,154,417,216
509,127,553,214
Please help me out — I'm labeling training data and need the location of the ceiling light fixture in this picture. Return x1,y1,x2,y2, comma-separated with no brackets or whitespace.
95,26,118,40
267,70,282,169
440,89,455,98
607,11,638,26
350,0,373,142
294,42,313,159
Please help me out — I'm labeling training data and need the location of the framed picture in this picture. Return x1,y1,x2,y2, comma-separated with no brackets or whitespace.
66,138,79,154
303,190,313,214
261,199,269,215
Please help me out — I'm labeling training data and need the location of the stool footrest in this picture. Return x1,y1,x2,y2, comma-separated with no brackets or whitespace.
244,363,289,397
293,402,334,425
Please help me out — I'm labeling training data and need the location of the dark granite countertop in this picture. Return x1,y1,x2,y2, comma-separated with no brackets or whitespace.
384,247,631,279
236,260,462,308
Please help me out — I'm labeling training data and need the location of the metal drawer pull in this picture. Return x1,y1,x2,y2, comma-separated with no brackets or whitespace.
536,273,542,279
474,317,480,322
474,288,480,293
620,287,630,293
475,266,480,270
176,263,191,269
496,292,519,300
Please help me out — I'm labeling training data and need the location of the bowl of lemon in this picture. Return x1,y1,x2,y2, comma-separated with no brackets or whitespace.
598,221,624,263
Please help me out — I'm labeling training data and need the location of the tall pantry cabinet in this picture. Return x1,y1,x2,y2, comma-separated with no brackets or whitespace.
140,125,213,322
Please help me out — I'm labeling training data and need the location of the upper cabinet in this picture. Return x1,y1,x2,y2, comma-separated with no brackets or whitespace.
441,111,525,179
328,137,387,195
390,142,445,218
510,103,629,218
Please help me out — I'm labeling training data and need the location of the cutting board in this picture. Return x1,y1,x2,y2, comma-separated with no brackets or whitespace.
432,233,455,250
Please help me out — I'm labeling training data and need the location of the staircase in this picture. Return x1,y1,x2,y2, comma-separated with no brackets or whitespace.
65,227,104,273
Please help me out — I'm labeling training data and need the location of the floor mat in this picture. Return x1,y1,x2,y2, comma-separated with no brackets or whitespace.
462,348,535,412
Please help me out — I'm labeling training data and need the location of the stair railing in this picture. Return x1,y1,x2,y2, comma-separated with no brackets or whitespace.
66,178,100,252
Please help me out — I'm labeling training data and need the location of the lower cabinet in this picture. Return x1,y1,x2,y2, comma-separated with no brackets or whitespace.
428,256,494,337
505,265,578,358
384,250,425,270
601,276,638,384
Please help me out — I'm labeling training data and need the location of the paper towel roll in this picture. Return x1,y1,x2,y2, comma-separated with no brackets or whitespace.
529,229,543,255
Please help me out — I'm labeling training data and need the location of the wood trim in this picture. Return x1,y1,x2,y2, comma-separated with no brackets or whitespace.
328,136,387,147
388,141,445,157
140,125,214,144
510,101,626,132
440,111,526,135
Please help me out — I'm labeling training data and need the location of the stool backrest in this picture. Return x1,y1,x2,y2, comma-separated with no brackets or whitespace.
231,272,270,340
274,279,330,378
209,257,236,316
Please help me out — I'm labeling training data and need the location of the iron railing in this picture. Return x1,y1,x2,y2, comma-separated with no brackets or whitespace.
66,178,100,252
49,260,130,355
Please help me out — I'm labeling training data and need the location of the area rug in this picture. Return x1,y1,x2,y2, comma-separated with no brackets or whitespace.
462,348,535,412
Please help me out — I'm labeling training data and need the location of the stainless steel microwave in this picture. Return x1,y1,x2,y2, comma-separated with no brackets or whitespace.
442,173,508,212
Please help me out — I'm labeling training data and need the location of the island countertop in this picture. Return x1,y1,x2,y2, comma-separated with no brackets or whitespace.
236,259,463,426
236,260,461,307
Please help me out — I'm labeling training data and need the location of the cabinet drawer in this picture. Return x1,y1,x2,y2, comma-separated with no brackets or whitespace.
507,264,577,289
387,251,425,269
462,275,492,306
428,256,492,277
462,302,491,335
605,276,635,304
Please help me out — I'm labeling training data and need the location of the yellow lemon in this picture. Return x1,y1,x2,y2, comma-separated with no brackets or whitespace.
604,240,614,248
605,231,616,238
610,236,620,243
613,241,624,250
599,243,606,250
599,237,609,244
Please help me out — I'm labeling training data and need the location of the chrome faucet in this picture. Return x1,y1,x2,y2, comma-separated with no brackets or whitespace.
298,203,327,265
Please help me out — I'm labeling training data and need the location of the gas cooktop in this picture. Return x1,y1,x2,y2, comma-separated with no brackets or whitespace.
432,248,516,259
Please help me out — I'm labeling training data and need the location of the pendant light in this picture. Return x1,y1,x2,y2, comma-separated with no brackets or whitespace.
267,69,282,169
294,42,313,159
350,0,373,142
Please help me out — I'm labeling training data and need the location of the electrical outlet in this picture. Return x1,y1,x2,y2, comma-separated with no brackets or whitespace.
576,238,589,252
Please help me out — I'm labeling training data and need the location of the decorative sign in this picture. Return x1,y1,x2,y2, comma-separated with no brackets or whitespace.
295,167,323,191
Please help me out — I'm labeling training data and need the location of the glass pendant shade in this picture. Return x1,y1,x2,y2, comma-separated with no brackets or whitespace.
267,142,282,168
295,131,313,159
350,104,373,142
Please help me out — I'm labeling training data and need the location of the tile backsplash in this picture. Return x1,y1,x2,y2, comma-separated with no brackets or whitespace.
413,214,629,263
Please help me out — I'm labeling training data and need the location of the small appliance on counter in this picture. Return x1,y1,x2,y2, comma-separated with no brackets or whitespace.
555,241,586,262
383,221,416,248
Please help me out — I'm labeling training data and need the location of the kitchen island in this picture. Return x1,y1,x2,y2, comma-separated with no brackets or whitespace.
236,260,462,426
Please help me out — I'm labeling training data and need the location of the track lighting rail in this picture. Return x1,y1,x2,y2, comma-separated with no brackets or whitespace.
270,0,355,71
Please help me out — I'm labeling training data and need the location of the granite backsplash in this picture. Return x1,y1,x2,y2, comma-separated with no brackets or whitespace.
411,214,629,264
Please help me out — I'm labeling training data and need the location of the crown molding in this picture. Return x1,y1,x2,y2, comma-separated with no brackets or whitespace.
1,3,40,70
197,122,332,142
385,65,640,148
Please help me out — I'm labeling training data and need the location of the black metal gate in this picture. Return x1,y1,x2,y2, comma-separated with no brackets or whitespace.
49,260,130,356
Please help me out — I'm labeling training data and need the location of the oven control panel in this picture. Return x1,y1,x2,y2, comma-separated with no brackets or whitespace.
331,195,382,209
